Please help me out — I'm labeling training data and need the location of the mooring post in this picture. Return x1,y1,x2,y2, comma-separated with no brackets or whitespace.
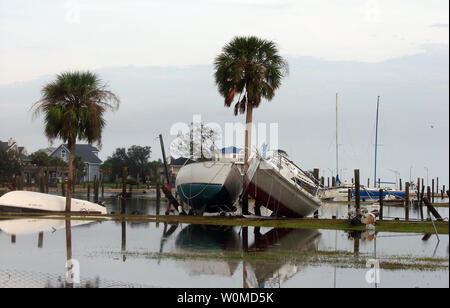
419,184,424,221
436,177,439,200
122,167,127,197
313,168,320,219
327,177,330,187
367,178,370,188
39,168,45,193
320,176,325,186
94,176,99,203
101,178,104,200
379,189,384,220
87,183,90,201
442,185,445,199
399,178,402,191
156,180,161,202
332,176,336,187
405,182,410,221
378,178,381,188
62,179,66,197
121,167,127,214
426,186,431,219
431,179,434,203
354,169,360,214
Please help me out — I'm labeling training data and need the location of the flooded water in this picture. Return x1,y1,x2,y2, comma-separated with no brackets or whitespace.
1,194,449,288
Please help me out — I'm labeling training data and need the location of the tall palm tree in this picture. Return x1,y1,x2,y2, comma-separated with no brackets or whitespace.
33,71,119,211
214,36,288,172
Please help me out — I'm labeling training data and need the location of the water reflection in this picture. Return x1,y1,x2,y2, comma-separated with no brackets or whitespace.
175,225,241,276
245,228,321,288
0,214,448,288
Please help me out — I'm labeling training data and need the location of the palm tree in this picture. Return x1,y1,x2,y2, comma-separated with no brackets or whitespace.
214,36,288,172
33,71,119,211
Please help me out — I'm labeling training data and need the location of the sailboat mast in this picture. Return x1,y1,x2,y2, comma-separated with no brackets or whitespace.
336,93,339,182
374,96,380,187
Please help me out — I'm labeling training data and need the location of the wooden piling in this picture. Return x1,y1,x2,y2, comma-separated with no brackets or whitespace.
442,185,445,199
431,179,435,204
313,168,319,219
405,182,410,221
156,180,161,202
419,185,424,221
367,178,370,188
94,176,99,204
332,176,336,187
378,178,381,188
320,176,325,186
122,167,127,196
426,186,431,218
39,168,45,193
101,179,104,200
327,177,330,187
61,180,66,197
399,178,402,191
354,169,360,213
87,183,90,201
379,189,384,220
436,177,439,199
313,169,319,182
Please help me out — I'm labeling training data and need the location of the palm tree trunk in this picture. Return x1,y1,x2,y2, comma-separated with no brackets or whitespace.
66,141,75,212
244,102,253,173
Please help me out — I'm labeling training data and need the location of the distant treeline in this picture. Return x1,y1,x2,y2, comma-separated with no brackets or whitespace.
101,145,163,184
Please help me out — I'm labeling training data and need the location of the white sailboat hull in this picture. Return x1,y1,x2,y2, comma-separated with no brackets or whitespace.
247,157,322,218
0,191,107,214
176,162,243,213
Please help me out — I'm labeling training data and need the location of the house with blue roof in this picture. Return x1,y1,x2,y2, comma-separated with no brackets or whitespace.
50,144,102,182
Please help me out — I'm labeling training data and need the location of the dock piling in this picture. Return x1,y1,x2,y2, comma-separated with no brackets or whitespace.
354,169,360,213
379,189,384,220
405,182,410,221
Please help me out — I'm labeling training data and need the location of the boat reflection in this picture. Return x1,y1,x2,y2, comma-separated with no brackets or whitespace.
245,228,321,288
0,217,94,236
175,224,241,276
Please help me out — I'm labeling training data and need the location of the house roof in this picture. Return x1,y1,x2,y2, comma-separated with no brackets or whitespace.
52,144,102,164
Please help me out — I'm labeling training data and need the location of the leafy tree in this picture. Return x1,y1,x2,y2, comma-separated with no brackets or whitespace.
127,145,152,180
32,71,119,211
0,148,22,184
30,151,51,167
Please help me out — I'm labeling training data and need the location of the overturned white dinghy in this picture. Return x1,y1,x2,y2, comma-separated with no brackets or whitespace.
0,191,107,214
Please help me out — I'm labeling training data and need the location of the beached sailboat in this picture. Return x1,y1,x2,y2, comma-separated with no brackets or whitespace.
176,161,243,214
0,191,107,214
246,154,322,218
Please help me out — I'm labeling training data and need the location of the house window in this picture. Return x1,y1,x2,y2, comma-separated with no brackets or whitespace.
61,150,66,160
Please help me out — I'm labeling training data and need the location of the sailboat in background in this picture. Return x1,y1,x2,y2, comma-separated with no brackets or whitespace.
355,96,405,200
320,93,353,201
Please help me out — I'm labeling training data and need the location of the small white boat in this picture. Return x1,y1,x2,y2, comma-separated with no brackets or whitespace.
246,154,322,217
320,182,354,201
176,161,243,214
0,191,107,214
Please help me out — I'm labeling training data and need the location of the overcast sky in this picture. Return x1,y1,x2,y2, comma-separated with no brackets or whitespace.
0,0,448,186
